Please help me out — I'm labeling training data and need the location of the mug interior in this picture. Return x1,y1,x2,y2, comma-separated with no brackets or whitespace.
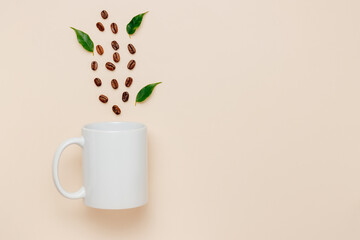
83,122,146,132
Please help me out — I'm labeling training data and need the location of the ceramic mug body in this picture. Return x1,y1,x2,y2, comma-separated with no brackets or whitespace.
53,122,147,210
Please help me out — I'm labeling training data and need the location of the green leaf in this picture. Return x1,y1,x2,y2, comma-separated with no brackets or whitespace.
126,11,149,37
70,27,94,54
135,82,162,105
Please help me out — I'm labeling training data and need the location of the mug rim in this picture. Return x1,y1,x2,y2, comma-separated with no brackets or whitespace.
83,121,146,133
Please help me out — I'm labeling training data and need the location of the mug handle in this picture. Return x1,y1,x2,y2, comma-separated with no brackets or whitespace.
52,137,86,199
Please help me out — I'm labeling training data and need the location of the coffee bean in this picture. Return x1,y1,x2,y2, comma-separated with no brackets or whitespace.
125,77,133,87
113,52,120,63
105,62,116,71
111,41,119,50
99,94,108,103
127,44,136,54
110,23,118,34
96,45,104,55
127,60,136,70
96,22,104,31
101,10,108,19
94,78,102,87
111,79,119,89
122,91,129,102
91,61,98,71
112,105,121,115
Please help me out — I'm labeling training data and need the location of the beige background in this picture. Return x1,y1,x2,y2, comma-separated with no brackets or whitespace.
1,0,360,239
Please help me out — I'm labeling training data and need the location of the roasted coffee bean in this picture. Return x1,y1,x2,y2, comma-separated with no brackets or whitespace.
127,44,136,54
111,79,119,89
127,60,136,70
101,10,108,19
110,23,118,34
105,62,116,71
112,105,121,115
91,61,98,71
96,22,105,31
125,77,133,87
113,52,120,63
94,78,102,87
111,41,119,50
99,94,108,103
122,91,129,102
96,45,104,55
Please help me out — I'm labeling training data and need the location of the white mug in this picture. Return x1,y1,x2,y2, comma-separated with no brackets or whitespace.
52,122,147,210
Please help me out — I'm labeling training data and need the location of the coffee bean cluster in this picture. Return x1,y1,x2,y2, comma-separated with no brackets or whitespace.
91,10,137,115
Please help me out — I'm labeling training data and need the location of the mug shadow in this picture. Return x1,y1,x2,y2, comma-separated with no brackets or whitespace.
82,204,149,231
78,131,154,231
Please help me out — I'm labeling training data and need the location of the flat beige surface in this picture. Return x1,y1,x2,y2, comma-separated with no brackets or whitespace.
1,0,360,239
